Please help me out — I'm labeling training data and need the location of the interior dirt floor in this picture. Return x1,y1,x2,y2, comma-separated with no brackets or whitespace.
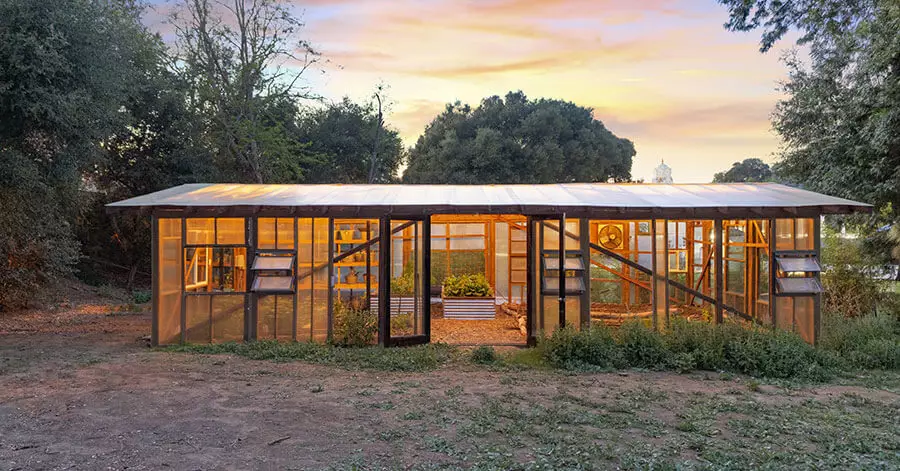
1,288,898,470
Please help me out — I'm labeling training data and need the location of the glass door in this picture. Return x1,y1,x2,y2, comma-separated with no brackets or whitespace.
379,216,430,346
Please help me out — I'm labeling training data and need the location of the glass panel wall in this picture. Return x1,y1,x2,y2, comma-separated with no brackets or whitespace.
182,217,248,343
156,219,182,345
389,220,426,338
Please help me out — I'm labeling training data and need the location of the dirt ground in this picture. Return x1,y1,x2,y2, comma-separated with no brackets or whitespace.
1,291,899,470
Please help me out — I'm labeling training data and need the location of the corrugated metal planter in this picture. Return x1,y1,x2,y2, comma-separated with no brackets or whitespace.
443,297,496,320
369,296,417,316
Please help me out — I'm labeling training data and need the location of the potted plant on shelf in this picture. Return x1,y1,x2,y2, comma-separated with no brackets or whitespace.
441,274,495,320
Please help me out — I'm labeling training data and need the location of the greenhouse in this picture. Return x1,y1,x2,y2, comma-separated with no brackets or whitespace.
107,183,870,347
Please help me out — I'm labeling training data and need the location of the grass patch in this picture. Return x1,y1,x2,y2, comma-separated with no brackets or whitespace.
164,341,457,372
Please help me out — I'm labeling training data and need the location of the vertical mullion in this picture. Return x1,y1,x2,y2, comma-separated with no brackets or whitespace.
327,218,335,341
768,218,777,329
293,217,299,341
423,216,431,342
378,217,391,346
558,214,566,327
579,218,590,329
714,219,724,324
180,218,187,344
813,217,821,344
525,217,535,345
151,216,160,347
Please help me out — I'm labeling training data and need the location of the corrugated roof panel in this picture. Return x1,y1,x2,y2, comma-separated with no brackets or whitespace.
107,182,871,216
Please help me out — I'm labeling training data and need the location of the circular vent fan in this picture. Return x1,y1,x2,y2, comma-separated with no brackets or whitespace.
598,224,624,250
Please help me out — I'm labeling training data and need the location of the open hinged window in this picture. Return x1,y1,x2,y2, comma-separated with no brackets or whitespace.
252,255,294,271
775,254,822,295
541,252,586,295
251,254,295,293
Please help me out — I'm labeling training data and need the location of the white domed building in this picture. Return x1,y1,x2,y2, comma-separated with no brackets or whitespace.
652,159,673,184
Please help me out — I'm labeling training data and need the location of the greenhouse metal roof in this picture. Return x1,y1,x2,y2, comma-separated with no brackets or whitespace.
107,183,871,218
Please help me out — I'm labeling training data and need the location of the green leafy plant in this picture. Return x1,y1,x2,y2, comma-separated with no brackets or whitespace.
470,346,497,365
442,274,493,298
332,300,377,347
132,290,151,305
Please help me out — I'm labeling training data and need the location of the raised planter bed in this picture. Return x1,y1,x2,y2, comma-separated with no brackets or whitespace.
442,297,496,320
369,296,417,315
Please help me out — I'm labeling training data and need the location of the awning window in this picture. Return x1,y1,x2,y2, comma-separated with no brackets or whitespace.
542,256,585,271
252,256,294,271
776,277,823,295
251,276,294,293
541,277,585,295
776,256,821,273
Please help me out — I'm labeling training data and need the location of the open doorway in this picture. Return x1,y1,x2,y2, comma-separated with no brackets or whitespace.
429,215,528,345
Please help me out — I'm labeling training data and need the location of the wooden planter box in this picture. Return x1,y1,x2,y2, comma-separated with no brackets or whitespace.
369,296,417,316
442,297,496,320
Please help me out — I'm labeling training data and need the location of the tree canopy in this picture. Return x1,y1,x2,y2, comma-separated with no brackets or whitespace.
298,98,404,184
403,91,635,184
718,0,900,215
712,158,773,183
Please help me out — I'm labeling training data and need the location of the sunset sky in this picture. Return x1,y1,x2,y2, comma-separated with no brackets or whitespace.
145,0,797,183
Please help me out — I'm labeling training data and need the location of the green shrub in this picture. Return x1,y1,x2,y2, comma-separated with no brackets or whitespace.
132,290,151,304
471,346,497,364
539,324,622,370
442,273,493,297
617,321,670,369
724,328,834,381
332,303,377,347
821,312,900,370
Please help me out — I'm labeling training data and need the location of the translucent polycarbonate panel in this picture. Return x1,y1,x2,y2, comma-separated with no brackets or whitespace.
795,219,813,251
450,223,485,236
277,218,295,250
775,219,795,251
794,296,815,343
726,261,744,293
211,295,244,342
257,295,294,341
296,218,314,341
494,222,509,302
311,218,329,342
257,218,276,249
564,220,581,250
565,297,581,329
776,296,794,332
157,219,182,345
652,219,668,326
216,218,245,245
184,295,211,343
252,256,294,270
542,222,559,250
186,218,214,245
431,224,446,236
448,237,485,250
776,256,821,273
541,297,559,335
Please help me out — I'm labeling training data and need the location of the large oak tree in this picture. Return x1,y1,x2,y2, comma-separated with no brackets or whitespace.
403,91,635,184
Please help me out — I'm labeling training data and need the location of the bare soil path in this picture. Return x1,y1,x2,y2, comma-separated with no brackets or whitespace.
1,295,898,470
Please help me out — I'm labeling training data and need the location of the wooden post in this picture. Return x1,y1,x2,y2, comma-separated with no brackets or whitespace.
423,216,432,342
768,217,777,329
526,217,536,345
150,215,159,347
327,218,335,341
580,218,591,329
377,217,391,346
714,218,724,324
813,217,821,344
